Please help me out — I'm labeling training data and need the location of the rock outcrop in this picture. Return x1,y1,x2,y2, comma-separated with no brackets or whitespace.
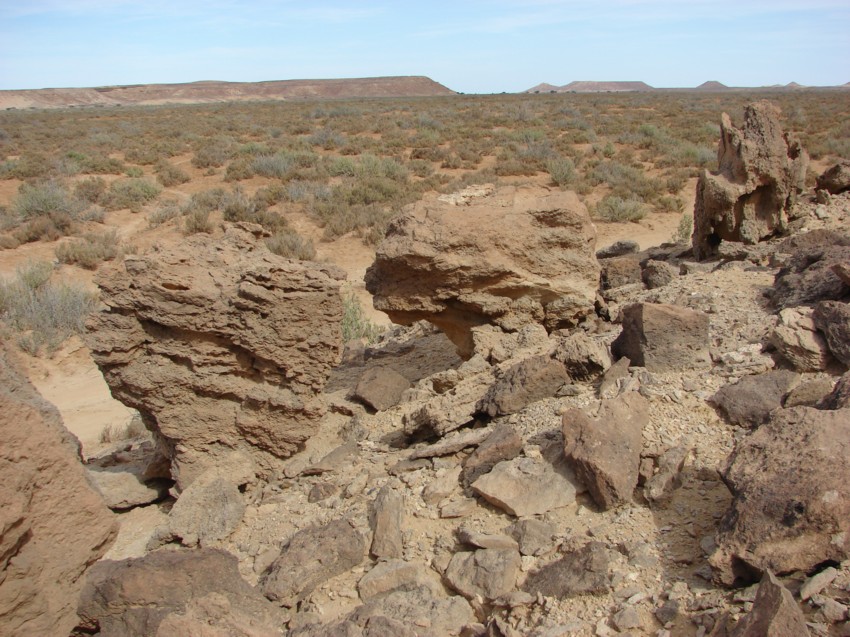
86,224,345,489
365,185,600,357
727,571,810,637
771,230,850,309
816,160,850,195
0,345,116,637
711,406,850,585
693,101,808,259
76,548,284,636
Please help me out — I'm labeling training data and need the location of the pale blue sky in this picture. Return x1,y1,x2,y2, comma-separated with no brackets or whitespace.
1,0,848,92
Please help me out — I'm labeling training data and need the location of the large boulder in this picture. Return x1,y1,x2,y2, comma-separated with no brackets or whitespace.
365,185,600,357
611,303,711,372
816,160,850,195
711,406,850,585
76,548,284,636
771,230,850,309
813,300,850,368
86,224,345,489
711,370,800,428
0,345,117,637
693,101,808,259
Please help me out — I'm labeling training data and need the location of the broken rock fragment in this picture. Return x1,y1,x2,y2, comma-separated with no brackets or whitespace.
562,393,650,509
477,355,568,417
354,366,411,411
611,303,711,372
728,571,810,637
711,370,800,428
444,548,522,601
370,485,405,560
522,542,613,598
471,456,577,517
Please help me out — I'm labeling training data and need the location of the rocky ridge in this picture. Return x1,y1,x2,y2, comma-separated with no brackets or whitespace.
39,102,850,636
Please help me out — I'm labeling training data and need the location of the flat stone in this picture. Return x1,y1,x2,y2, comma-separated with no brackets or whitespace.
444,548,521,601
522,542,612,598
471,456,577,517
371,485,404,560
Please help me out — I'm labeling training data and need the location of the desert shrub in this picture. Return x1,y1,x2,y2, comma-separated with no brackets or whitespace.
265,230,316,260
221,188,287,231
547,157,576,188
307,127,346,149
327,156,358,177
588,160,663,203
341,291,383,343
594,195,647,222
124,166,144,178
5,153,52,180
74,176,108,204
13,180,84,220
55,229,122,269
99,414,147,444
186,188,227,214
665,170,689,194
656,195,684,214
104,178,161,212
148,200,182,228
80,154,125,175
673,211,694,244
224,157,255,182
409,159,434,178
192,139,234,168
251,154,293,179
154,160,190,187
0,261,97,354
183,208,214,235
494,157,538,177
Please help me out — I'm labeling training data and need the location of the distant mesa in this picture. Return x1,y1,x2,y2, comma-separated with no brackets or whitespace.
0,76,455,109
695,81,729,91
525,82,561,94
785,81,805,89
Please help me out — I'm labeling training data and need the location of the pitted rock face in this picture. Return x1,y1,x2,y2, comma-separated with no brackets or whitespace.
365,185,600,357
693,100,809,260
86,224,345,489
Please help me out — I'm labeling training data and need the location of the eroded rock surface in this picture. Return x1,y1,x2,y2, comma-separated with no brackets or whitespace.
365,185,600,356
712,370,800,428
0,345,117,637
693,100,808,259
86,224,345,489
711,406,850,585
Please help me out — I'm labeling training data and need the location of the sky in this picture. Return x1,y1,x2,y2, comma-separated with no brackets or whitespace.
1,0,848,93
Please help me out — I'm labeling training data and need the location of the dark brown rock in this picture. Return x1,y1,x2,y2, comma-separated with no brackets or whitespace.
813,300,850,368
562,393,650,509
816,161,850,195
642,259,678,289
693,101,808,259
711,406,850,585
818,371,850,410
611,303,711,372
507,519,557,557
354,367,411,411
86,224,345,489
600,255,643,290
729,571,810,637
365,185,600,357
261,518,366,607
712,370,800,428
77,548,283,636
596,240,639,259
461,425,523,485
522,542,612,598
477,355,568,417
0,345,116,637
772,231,850,309
784,378,836,408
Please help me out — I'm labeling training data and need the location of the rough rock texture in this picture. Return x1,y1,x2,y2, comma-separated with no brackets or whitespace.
711,406,850,585
471,456,578,517
693,101,808,259
444,548,522,601
261,518,366,607
477,355,568,417
365,185,600,357
596,240,639,259
522,542,613,598
562,393,650,509
642,259,678,289
76,548,283,636
403,370,494,439
87,466,170,510
612,303,711,372
0,345,116,637
551,332,611,381
346,585,474,637
769,306,833,371
771,230,850,309
461,425,523,486
728,571,810,637
168,470,246,547
370,485,404,560
783,378,836,408
813,300,850,367
819,371,850,410
600,255,643,290
353,367,411,411
86,224,345,489
711,370,800,428
816,161,850,195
